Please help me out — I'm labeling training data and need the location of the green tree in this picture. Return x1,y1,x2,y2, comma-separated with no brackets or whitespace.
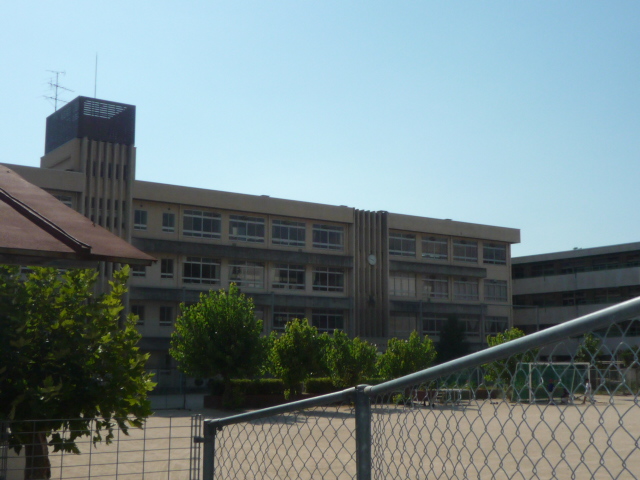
575,333,601,363
324,330,378,388
436,317,470,364
170,284,265,404
267,318,323,399
0,265,154,479
377,331,437,380
484,327,536,387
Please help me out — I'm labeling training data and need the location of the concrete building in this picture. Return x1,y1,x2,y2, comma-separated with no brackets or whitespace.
512,244,640,356
7,96,520,369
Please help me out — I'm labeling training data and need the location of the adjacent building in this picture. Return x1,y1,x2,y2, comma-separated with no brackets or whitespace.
512,243,640,357
7,96,521,369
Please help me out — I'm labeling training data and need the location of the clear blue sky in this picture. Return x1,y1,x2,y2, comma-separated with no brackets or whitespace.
2,1,639,257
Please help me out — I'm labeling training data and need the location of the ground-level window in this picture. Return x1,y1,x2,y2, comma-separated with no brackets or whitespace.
183,257,220,284
486,316,509,335
422,316,446,337
390,314,415,339
131,265,146,277
312,309,345,333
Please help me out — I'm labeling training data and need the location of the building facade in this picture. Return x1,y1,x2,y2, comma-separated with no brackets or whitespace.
8,97,520,368
512,244,640,357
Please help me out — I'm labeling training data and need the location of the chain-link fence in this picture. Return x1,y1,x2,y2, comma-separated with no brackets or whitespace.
1,414,202,480
206,297,640,479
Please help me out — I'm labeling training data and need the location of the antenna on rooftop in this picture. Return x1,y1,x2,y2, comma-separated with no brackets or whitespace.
44,70,74,111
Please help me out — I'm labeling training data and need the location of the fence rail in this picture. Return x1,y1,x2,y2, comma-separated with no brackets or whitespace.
206,297,640,479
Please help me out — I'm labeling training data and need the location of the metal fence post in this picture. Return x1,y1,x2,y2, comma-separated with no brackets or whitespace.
201,420,218,480
354,385,371,480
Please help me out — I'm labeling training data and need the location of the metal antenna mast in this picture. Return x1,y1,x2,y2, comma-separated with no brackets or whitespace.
44,70,74,111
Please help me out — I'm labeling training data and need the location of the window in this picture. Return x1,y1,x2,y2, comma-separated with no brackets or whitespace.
423,275,449,299
390,314,415,339
312,224,344,250
229,261,265,288
272,219,306,247
453,239,478,263
389,232,416,257
422,316,445,336
486,316,508,335
312,309,345,333
183,210,221,238
485,279,508,302
130,305,145,326
54,194,73,208
422,236,448,260
272,264,305,290
273,308,305,331
389,272,416,297
229,215,265,243
312,267,345,292
131,265,146,277
483,243,507,265
134,210,147,230
462,316,480,337
161,259,174,279
159,306,174,326
453,278,479,301
183,257,220,284
162,212,175,233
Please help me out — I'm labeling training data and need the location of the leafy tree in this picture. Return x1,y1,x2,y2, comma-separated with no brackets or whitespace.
324,330,378,388
170,284,265,404
436,317,470,363
377,331,437,380
0,265,154,479
484,327,536,387
267,318,323,399
575,333,601,364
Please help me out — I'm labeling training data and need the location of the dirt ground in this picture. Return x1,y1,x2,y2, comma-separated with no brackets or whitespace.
5,394,640,479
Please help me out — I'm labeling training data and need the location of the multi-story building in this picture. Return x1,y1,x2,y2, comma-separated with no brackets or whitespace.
7,96,520,369
512,244,640,357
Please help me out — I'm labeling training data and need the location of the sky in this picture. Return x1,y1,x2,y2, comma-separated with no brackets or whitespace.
2,1,639,258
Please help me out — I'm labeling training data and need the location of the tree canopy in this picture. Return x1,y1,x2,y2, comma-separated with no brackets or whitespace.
0,265,154,478
324,330,377,388
170,283,266,400
267,318,324,398
484,327,536,386
377,331,437,380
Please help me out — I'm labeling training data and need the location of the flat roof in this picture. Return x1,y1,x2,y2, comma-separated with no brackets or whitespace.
513,241,640,264
0,165,155,267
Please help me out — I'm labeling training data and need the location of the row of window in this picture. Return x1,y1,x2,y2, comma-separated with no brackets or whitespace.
134,209,345,250
390,314,508,338
513,252,640,279
389,273,508,302
389,232,507,265
133,259,345,292
132,304,345,333
514,285,640,308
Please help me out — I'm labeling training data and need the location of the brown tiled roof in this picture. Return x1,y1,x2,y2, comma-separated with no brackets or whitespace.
0,165,155,267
